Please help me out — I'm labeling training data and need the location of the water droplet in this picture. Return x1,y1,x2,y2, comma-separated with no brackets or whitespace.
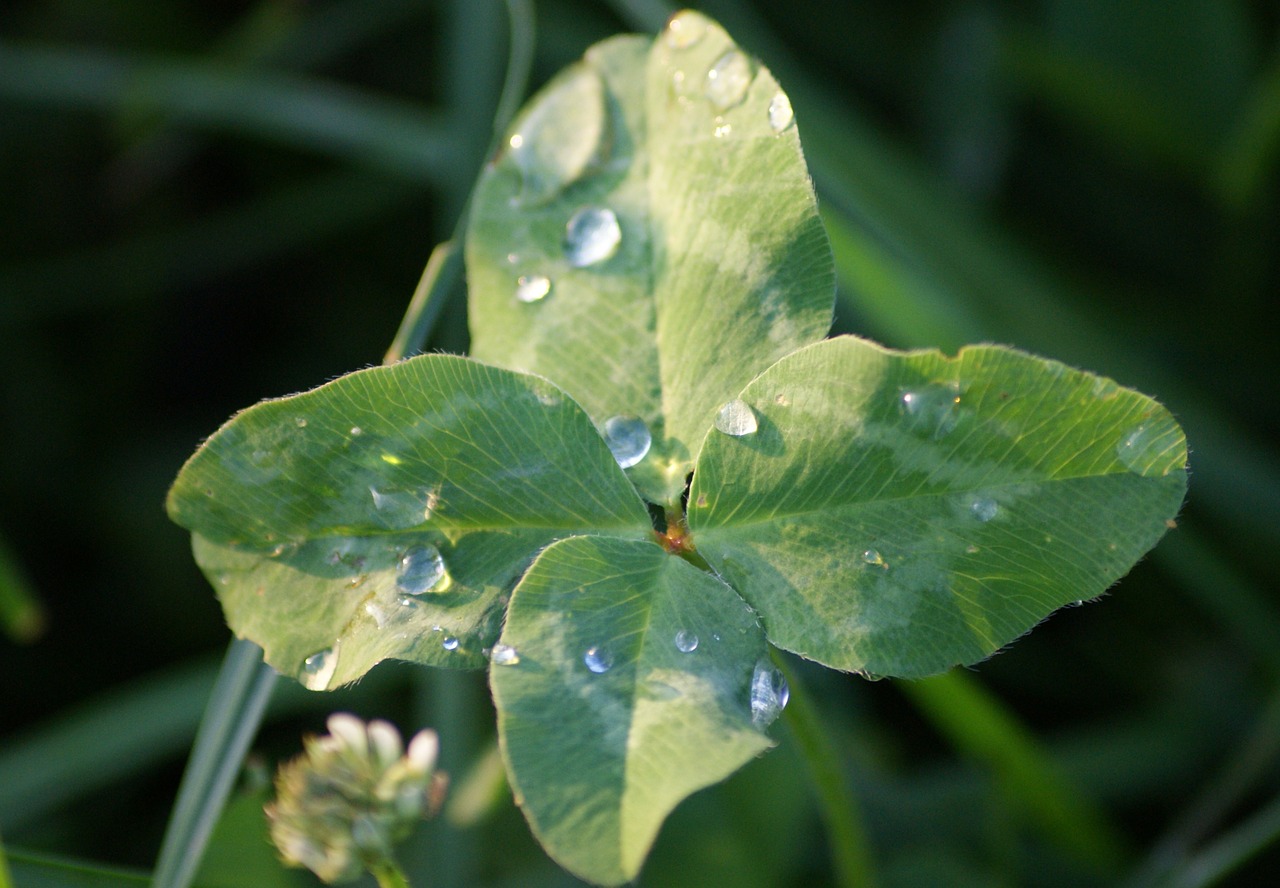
705,50,753,110
584,646,613,674
515,274,551,303
564,206,621,267
364,601,388,629
294,417,307,428
713,120,732,139
970,497,999,522
674,630,699,653
715,399,758,436
750,659,789,727
603,415,651,468
664,10,706,48
442,636,459,651
898,382,962,439
507,66,606,205
767,92,794,132
863,549,888,569
370,486,436,530
301,647,338,691
395,545,447,595
490,644,520,666
350,426,363,436
1116,418,1179,476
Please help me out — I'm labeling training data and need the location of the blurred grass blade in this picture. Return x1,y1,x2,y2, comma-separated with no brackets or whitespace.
0,831,12,888
8,849,149,887
1169,791,1280,888
776,655,878,888
0,42,460,184
0,533,44,643
0,660,219,831
383,240,461,364
151,639,276,888
1215,50,1280,214
493,0,536,137
900,670,1127,872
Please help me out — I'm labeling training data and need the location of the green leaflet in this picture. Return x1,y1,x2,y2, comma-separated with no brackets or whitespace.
689,337,1188,677
167,355,650,684
466,10,833,506
491,536,772,885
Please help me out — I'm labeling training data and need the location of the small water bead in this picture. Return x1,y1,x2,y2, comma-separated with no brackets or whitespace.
970,497,999,522
899,382,962,440
713,120,732,139
715,399,758,436
301,647,338,691
584,646,613,674
294,417,308,428
395,545,447,596
564,206,622,267
674,630,699,653
863,549,888,569
603,415,652,469
705,50,754,110
490,644,520,666
515,274,551,303
350,426,363,436
767,92,794,132
750,659,789,728
663,10,706,49
442,636,460,652
1115,418,1181,476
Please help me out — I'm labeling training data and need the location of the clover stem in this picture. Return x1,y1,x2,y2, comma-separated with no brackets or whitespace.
773,651,879,888
369,859,412,888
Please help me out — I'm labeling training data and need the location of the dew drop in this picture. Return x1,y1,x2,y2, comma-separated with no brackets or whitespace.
515,274,551,303
1115,419,1179,476
603,415,651,468
370,486,435,530
863,549,888,569
584,646,613,674
713,120,732,139
349,426,363,436
750,659,789,727
715,399,758,436
507,66,606,205
442,636,460,652
395,545,447,595
301,647,338,691
364,601,388,629
970,497,999,522
490,644,520,666
767,92,794,132
674,630,699,653
898,382,962,439
294,417,307,428
663,10,706,49
564,206,621,267
705,50,753,110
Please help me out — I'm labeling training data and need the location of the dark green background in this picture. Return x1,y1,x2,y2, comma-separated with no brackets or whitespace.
2,1,1278,885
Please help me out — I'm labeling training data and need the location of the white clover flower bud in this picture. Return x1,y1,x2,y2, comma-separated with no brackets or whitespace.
267,713,443,885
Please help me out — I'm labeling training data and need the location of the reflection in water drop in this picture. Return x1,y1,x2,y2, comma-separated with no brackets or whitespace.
442,636,460,651
584,646,613,674
301,646,338,691
705,50,753,110
750,659,789,727
515,274,552,303
395,545,447,595
603,415,651,469
768,92,795,132
564,206,621,267
674,630,699,653
715,399,758,436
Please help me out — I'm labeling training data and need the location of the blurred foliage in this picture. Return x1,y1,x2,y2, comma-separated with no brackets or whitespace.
1,0,1279,886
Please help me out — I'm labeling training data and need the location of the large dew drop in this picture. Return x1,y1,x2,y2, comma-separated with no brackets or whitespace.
395,545,447,596
1115,417,1181,476
301,646,338,691
750,659,789,728
705,50,754,110
603,415,651,468
584,646,613,674
506,65,606,205
715,399,758,436
564,206,621,267
674,630,699,653
515,274,551,303
970,497,999,522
